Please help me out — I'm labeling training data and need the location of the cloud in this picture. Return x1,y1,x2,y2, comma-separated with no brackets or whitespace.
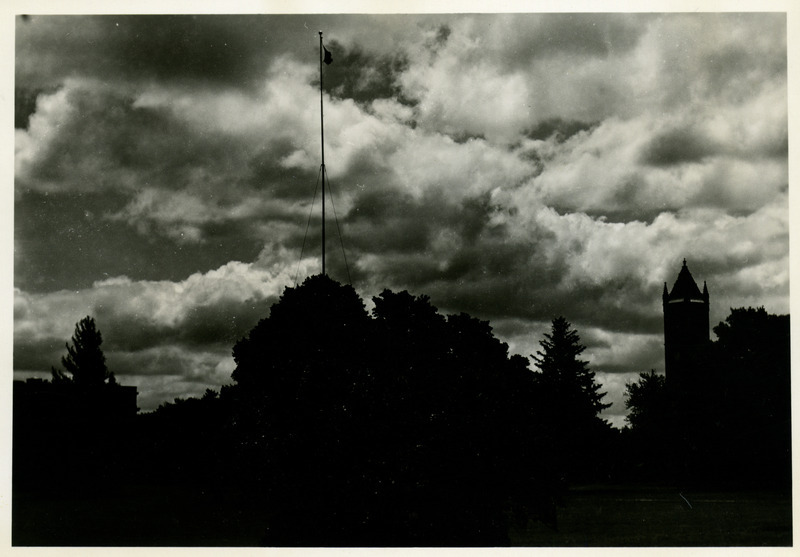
13,14,788,422
108,346,233,384
323,40,410,105
595,371,641,429
584,329,664,374
13,252,322,409
16,14,318,90
639,126,718,167
14,256,299,360
513,109,786,222
16,80,212,194
114,371,235,411
13,335,64,374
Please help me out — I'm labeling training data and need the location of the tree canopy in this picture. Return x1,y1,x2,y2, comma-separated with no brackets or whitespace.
227,274,554,545
624,370,667,431
623,307,791,487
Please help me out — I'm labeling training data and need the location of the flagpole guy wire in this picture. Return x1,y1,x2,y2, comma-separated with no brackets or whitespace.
322,166,353,285
294,165,323,286
296,31,351,285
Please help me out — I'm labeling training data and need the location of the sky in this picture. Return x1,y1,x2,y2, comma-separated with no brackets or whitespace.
12,9,790,427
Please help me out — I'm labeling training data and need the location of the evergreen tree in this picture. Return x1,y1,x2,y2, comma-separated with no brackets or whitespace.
531,316,611,482
532,316,610,420
51,316,116,387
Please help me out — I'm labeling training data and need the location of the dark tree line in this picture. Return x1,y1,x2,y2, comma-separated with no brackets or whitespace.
222,275,570,545
17,276,789,546
14,275,616,546
14,317,137,507
624,306,791,488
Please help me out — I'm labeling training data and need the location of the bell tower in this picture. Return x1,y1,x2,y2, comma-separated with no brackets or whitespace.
662,259,710,394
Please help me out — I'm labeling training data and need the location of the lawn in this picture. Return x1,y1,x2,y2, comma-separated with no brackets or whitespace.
13,483,792,546
509,485,793,546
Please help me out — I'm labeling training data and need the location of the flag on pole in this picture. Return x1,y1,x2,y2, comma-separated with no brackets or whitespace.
323,45,333,65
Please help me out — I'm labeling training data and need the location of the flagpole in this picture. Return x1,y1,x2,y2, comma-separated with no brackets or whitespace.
319,31,326,276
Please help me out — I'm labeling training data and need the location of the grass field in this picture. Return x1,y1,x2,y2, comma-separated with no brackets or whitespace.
13,483,792,546
509,486,793,546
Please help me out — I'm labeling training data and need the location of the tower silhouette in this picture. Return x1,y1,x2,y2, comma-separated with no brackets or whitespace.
662,259,709,394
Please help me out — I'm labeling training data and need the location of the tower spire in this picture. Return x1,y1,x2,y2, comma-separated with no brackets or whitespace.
663,259,710,393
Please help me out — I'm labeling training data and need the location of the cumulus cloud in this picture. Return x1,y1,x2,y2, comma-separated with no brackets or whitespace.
14,13,788,421
13,255,312,406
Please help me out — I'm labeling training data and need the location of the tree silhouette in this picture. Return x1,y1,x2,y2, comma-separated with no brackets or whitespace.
532,316,610,420
368,290,552,543
622,369,673,480
624,370,667,431
532,316,611,482
51,316,116,387
620,307,791,487
710,307,791,487
225,275,555,545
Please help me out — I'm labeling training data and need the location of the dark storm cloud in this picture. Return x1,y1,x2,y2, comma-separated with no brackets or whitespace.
347,189,440,254
106,348,230,383
449,131,487,144
431,24,451,49
14,87,45,130
15,191,264,293
107,348,196,378
15,75,328,292
323,40,411,105
428,268,665,336
248,148,323,201
17,84,225,192
16,190,131,292
13,336,64,372
526,118,598,142
639,126,716,167
107,15,267,85
344,189,535,294
16,13,421,91
345,186,666,335
13,12,788,421
17,14,301,88
346,188,522,278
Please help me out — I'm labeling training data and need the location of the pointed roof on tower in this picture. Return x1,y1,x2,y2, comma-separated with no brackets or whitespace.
665,259,704,302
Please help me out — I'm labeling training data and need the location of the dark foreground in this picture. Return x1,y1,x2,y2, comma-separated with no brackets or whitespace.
510,486,792,546
14,483,791,547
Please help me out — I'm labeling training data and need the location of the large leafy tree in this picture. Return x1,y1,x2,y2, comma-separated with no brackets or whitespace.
710,306,791,486
621,307,791,487
227,274,554,545
624,369,667,431
51,316,116,387
622,370,672,479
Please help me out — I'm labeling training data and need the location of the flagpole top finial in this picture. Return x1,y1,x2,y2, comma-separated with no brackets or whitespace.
319,30,323,36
